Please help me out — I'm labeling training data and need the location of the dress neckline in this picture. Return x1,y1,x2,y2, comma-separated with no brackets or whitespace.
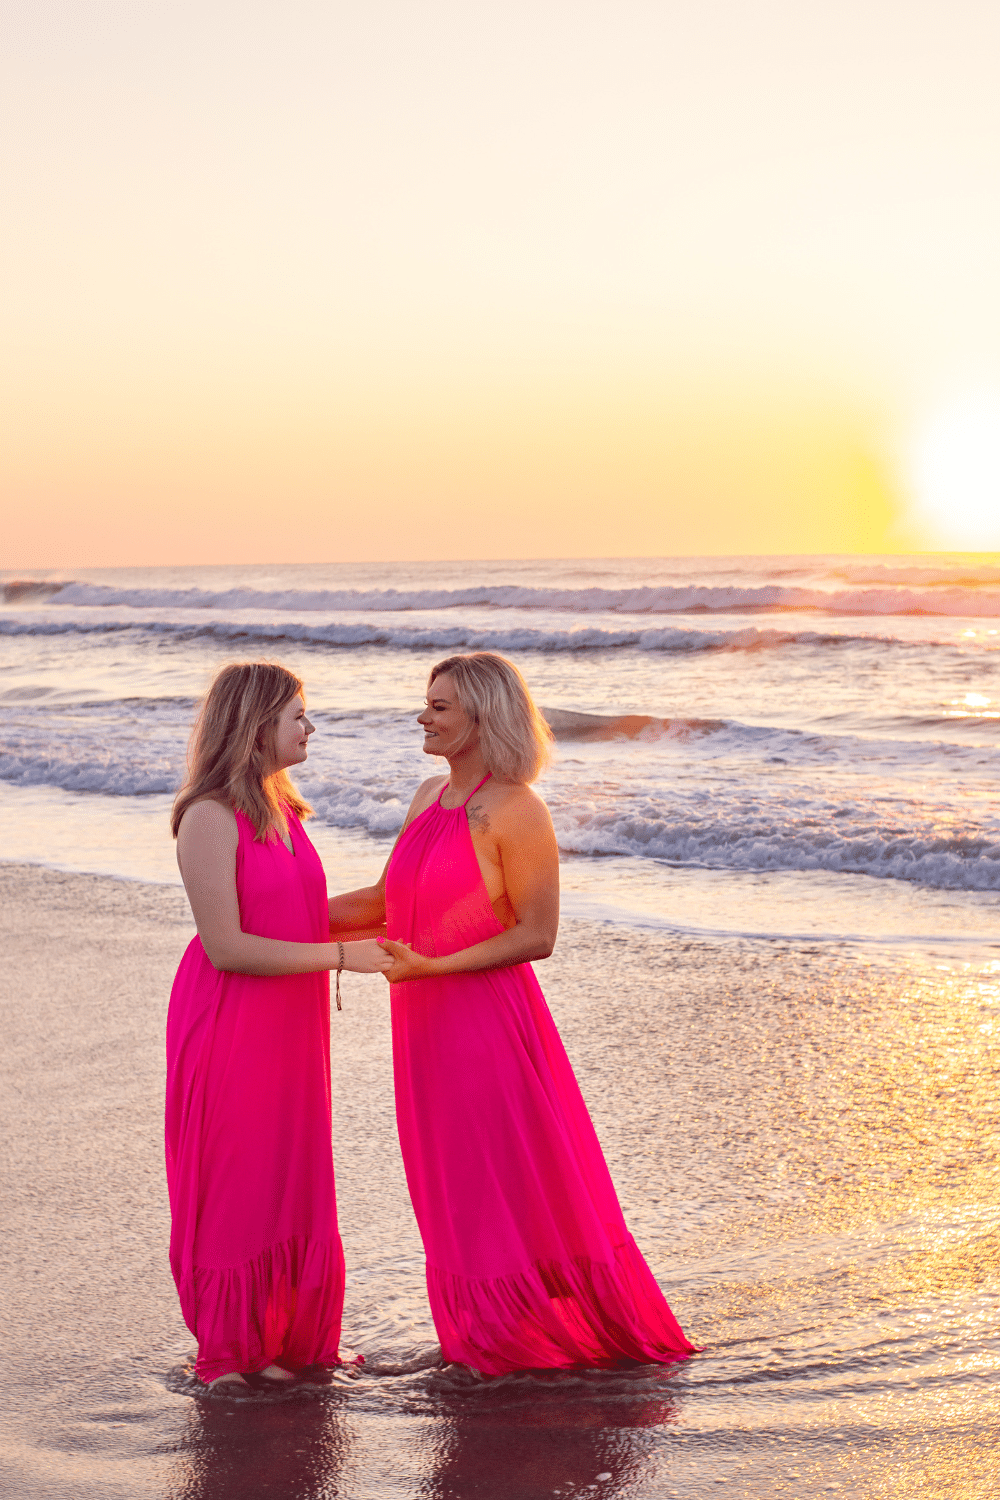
437,771,492,811
236,805,296,856
272,809,296,856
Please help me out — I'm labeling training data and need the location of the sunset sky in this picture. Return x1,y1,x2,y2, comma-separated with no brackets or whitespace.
3,0,1000,565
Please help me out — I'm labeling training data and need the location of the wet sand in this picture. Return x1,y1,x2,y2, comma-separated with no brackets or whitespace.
1,862,998,1500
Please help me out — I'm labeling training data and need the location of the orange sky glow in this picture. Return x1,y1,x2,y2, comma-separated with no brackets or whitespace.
3,0,999,565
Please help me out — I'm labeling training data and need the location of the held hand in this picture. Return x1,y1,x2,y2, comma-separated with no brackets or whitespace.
345,938,394,974
380,938,437,983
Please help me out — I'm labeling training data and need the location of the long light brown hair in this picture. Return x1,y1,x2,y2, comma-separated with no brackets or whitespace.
428,652,552,784
171,662,312,841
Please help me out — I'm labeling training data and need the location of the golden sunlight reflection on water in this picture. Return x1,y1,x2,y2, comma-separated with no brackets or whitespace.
167,936,1000,1498
151,937,1000,1498
4,867,997,1500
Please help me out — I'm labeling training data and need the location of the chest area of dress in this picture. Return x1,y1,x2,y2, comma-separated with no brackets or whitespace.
236,830,326,938
392,808,509,934
396,809,487,891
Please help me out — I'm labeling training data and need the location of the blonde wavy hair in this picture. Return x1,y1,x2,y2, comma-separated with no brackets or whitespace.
428,652,552,784
171,661,312,842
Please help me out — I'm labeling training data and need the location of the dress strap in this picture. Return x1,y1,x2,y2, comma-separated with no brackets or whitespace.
461,772,492,806
436,771,492,808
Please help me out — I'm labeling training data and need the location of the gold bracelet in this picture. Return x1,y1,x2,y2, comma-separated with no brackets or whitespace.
336,940,344,1011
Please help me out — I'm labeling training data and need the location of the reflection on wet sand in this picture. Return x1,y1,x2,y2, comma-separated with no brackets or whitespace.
3,863,997,1500
165,1389,350,1500
422,1368,681,1500
162,1365,684,1500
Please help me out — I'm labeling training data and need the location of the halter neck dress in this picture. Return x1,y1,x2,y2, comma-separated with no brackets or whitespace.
165,808,344,1383
386,774,695,1374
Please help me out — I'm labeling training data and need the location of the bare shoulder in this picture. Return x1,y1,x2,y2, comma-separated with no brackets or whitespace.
492,783,555,836
177,797,238,844
403,775,447,829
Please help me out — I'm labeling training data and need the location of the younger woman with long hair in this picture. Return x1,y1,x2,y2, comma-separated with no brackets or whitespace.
333,651,696,1373
166,661,390,1391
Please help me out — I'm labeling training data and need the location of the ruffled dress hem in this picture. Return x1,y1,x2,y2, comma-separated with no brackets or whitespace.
426,1236,698,1376
177,1233,345,1383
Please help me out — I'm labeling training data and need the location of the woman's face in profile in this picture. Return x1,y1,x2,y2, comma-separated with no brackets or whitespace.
271,693,315,771
417,673,479,760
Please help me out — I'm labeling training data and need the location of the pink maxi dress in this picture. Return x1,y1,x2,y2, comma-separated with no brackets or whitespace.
165,808,344,1383
386,776,697,1374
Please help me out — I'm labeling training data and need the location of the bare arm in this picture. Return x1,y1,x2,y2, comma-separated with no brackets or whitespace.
328,870,388,937
382,790,559,981
327,776,446,935
177,800,390,977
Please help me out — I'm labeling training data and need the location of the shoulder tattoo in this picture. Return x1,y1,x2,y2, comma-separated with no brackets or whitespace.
466,801,491,834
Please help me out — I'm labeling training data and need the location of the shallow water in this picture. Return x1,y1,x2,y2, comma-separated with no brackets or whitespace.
2,554,999,1496
3,555,1000,920
2,867,997,1499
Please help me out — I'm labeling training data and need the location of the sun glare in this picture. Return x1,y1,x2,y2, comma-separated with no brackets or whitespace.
908,389,1000,548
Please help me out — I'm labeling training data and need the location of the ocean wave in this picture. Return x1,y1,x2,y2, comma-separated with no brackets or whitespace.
543,708,728,741
284,758,1000,892
0,746,181,796
551,807,1000,892
0,615,903,655
12,578,1000,617
304,777,408,836
544,713,1000,759
0,702,189,795
905,714,1000,733
2,695,996,775
829,563,1000,589
1,580,67,604
3,736,998,890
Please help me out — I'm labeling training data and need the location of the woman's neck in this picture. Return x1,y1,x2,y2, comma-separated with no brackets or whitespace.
444,749,490,801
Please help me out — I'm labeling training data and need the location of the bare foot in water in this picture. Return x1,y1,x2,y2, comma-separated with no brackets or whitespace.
207,1371,250,1391
258,1364,296,1381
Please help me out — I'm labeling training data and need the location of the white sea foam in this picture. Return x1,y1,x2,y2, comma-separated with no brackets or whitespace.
0,614,964,656
0,706,186,795
552,806,1000,891
3,693,998,889
7,577,1000,616
3,558,999,912
305,765,1000,891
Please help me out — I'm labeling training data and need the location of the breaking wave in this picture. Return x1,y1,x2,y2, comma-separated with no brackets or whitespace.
7,577,1000,616
828,562,1000,588
1,580,67,604
2,695,998,890
551,804,1000,892
0,615,925,655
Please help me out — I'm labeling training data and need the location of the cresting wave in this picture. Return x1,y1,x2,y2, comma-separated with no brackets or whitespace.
6,578,1000,616
0,580,67,604
10,756,996,890
827,563,1000,588
550,807,1000,892
0,615,924,655
2,696,995,775
3,707,998,889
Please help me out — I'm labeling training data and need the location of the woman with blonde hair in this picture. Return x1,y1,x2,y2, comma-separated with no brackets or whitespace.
332,651,695,1373
166,661,390,1391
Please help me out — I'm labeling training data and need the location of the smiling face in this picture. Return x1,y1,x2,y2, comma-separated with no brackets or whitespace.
417,672,479,760
270,693,315,772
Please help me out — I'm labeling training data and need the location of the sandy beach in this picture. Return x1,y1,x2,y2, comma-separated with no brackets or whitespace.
2,860,997,1499
6,0,1000,1465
